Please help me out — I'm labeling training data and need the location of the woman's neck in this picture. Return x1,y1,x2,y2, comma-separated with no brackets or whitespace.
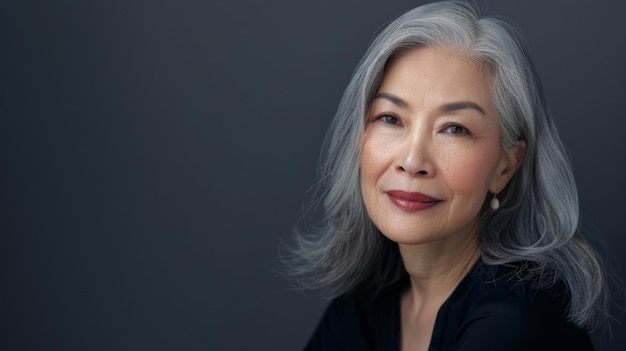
398,232,481,313
397,233,481,351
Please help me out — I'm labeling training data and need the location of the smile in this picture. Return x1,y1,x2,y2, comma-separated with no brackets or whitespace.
386,190,441,211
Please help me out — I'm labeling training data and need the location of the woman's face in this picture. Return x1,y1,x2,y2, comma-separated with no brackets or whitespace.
360,46,522,247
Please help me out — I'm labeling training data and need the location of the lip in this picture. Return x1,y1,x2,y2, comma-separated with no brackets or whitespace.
386,190,441,211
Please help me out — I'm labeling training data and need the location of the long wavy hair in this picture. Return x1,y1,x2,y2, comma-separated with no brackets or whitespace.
288,1,607,334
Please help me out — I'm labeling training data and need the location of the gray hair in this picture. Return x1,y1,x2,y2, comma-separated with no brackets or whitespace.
288,0,607,333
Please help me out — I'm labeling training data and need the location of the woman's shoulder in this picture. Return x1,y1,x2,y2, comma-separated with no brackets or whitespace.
432,260,594,351
304,280,404,350
462,260,559,306
462,260,573,316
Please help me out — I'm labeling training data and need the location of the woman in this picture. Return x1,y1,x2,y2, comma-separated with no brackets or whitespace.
289,2,608,350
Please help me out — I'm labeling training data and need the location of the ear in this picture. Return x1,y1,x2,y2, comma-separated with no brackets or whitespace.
489,140,526,194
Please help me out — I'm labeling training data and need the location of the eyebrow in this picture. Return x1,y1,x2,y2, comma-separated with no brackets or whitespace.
440,101,486,116
374,92,407,108
374,92,486,116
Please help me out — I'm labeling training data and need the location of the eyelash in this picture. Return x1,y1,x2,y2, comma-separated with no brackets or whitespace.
373,114,400,125
441,123,471,136
373,114,472,136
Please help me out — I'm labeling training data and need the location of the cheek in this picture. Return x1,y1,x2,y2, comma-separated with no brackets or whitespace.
360,134,392,184
444,147,501,196
359,134,397,218
360,144,378,200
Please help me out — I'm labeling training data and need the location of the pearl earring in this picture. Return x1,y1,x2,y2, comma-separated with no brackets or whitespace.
490,194,500,210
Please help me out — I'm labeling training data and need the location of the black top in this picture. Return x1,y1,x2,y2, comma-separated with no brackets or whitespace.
305,260,593,350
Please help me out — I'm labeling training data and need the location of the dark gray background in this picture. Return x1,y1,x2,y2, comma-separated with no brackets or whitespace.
1,0,625,350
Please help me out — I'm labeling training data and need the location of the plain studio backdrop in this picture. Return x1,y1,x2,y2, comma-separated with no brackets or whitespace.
1,0,625,350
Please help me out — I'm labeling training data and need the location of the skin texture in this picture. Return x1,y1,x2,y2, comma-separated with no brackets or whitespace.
359,46,525,351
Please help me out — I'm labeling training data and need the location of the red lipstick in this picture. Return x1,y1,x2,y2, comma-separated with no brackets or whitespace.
386,190,440,211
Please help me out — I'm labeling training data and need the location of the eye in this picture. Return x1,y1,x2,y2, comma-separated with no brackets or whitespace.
442,124,471,136
375,114,400,125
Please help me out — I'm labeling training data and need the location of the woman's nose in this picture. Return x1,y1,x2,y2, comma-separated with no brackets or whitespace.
394,132,434,177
